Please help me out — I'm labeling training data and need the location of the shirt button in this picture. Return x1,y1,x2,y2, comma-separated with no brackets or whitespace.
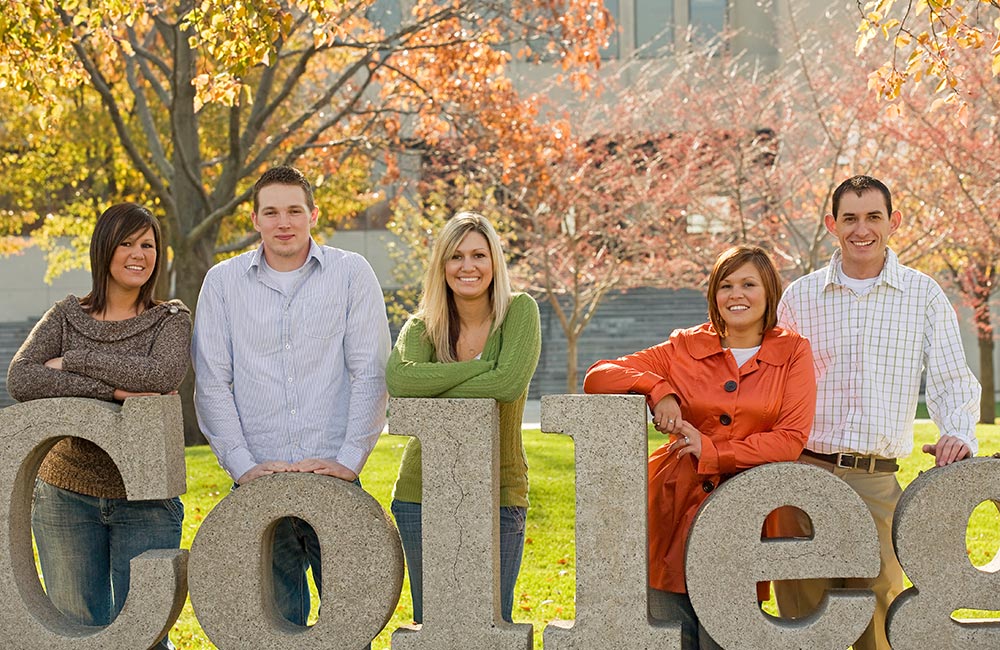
290,409,296,415
724,380,737,392
287,377,294,383
702,480,715,493
285,344,291,350
720,413,732,426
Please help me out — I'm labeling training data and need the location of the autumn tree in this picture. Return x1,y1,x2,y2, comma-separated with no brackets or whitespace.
0,0,611,442
856,0,1000,118
888,47,1000,423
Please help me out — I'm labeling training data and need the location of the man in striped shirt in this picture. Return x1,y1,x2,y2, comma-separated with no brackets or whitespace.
772,175,980,650
192,165,390,629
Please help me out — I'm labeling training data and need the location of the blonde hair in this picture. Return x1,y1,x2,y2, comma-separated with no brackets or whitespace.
417,212,512,362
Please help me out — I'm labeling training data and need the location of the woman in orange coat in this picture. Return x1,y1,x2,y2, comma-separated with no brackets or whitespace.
583,245,816,649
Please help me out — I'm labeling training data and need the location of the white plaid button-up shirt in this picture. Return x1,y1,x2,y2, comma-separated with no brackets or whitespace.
778,248,979,458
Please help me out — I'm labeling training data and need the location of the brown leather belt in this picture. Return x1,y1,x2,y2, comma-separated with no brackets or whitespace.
801,449,899,473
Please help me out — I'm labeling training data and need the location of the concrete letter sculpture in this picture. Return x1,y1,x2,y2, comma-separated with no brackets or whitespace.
0,396,187,650
388,397,533,650
540,394,684,649
686,462,880,649
188,472,403,649
887,457,1000,649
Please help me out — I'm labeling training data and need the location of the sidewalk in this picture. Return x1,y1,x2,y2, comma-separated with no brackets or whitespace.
522,399,541,429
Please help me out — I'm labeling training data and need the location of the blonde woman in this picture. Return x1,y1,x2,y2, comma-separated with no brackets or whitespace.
386,212,541,623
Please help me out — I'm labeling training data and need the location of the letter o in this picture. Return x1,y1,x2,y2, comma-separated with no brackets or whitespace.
188,472,403,649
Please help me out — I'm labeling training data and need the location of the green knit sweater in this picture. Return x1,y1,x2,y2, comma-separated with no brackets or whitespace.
387,292,541,508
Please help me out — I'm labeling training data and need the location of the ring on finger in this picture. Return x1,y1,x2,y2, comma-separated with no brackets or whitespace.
683,436,690,444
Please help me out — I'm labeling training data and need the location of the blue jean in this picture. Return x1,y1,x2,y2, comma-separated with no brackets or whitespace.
31,478,183,649
647,588,722,650
391,499,527,624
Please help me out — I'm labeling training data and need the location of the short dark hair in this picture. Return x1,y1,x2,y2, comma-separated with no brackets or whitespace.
831,175,892,219
82,203,163,314
707,245,782,337
252,165,315,212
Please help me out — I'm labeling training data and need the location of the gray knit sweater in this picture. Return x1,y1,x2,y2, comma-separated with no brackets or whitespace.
7,295,191,498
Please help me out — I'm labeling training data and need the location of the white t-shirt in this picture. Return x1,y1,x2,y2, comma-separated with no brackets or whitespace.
729,345,761,368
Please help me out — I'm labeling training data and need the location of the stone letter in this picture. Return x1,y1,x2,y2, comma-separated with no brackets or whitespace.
887,457,1000,649
686,462,879,649
0,396,187,649
540,394,683,649
388,397,532,650
188,472,402,649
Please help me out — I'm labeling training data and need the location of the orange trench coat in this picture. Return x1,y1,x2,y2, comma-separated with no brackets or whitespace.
583,322,817,595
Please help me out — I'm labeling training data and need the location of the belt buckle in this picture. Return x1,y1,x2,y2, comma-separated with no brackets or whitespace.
834,453,856,469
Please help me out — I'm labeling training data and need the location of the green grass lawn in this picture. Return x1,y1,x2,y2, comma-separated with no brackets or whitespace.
168,420,999,649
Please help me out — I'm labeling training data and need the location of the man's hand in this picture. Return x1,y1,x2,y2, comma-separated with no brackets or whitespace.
922,434,972,467
237,461,294,485
44,357,64,370
289,458,358,481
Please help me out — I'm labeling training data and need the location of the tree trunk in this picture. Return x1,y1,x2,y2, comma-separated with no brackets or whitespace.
977,308,995,424
565,334,579,394
174,239,215,446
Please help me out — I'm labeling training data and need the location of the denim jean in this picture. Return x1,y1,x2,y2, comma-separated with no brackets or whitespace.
391,499,527,624
647,587,722,650
31,478,183,649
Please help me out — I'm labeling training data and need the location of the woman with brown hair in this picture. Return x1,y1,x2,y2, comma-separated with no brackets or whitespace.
7,202,190,649
584,244,816,649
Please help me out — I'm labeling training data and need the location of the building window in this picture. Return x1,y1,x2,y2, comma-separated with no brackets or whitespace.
601,0,621,59
689,0,726,41
635,0,674,57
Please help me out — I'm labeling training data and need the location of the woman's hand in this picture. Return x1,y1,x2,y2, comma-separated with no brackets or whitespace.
43,357,64,370
113,388,164,400
668,421,704,460
652,394,683,435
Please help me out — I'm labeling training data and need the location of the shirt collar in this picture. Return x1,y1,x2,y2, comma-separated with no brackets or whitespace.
244,238,324,275
823,247,904,291
685,322,796,367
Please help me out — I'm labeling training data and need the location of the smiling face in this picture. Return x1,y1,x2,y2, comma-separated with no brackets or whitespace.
444,231,494,302
252,183,319,271
715,262,767,345
826,189,901,279
107,226,157,295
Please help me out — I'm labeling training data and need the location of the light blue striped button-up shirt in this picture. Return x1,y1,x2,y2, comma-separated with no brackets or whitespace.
192,240,390,480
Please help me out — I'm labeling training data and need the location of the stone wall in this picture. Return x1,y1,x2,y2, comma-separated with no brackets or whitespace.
0,395,997,649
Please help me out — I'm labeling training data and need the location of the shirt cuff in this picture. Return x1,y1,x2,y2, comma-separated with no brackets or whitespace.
225,450,259,484
336,445,370,476
62,349,89,375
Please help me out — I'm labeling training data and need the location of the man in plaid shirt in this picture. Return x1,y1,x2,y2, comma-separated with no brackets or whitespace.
771,175,980,650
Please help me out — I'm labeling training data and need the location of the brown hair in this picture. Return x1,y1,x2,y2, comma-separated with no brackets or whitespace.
831,175,892,219
706,245,782,337
252,165,315,212
81,203,163,314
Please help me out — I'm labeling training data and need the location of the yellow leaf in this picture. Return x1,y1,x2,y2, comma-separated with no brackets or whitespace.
955,102,969,128
895,33,912,47
993,52,1000,76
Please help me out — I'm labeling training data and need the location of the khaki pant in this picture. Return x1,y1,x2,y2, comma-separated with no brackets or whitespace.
772,456,904,650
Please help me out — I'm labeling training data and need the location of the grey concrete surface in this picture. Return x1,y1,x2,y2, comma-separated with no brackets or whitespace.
0,396,187,649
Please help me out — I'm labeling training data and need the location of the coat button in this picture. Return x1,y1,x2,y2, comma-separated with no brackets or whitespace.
720,413,732,425
724,380,737,392
702,480,715,493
